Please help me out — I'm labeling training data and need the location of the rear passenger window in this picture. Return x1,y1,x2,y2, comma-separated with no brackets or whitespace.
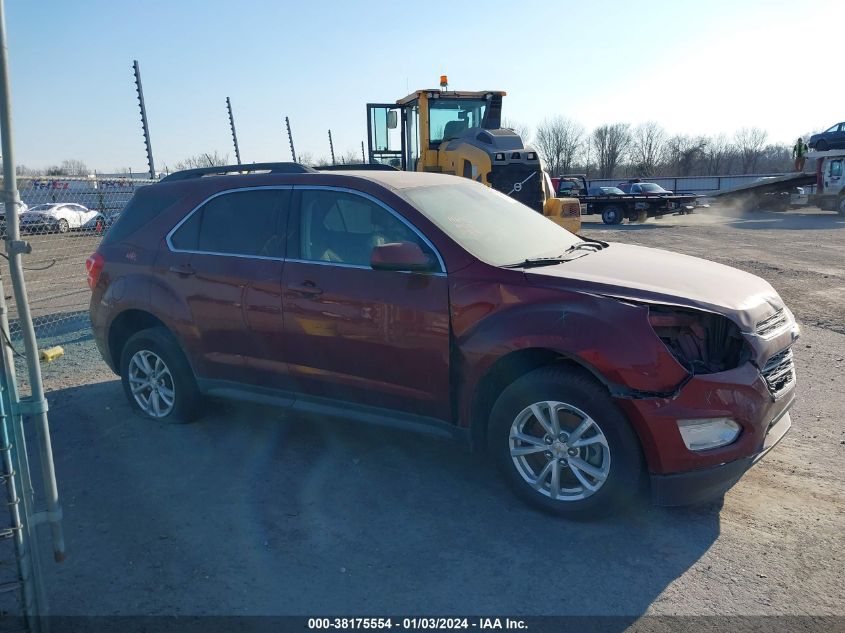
296,190,431,267
170,189,288,257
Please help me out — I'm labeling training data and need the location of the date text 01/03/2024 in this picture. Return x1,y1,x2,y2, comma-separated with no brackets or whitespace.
307,618,528,630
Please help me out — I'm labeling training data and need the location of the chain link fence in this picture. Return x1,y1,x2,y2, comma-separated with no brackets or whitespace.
0,176,155,348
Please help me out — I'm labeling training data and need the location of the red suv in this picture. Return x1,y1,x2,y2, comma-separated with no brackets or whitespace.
87,163,799,518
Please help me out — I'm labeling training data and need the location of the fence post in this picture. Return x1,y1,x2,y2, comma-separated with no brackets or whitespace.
328,130,335,164
132,60,155,179
226,97,241,165
0,0,66,579
285,116,297,163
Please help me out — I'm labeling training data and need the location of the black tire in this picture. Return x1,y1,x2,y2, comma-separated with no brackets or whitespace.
119,327,203,424
815,139,828,151
601,205,624,225
632,209,648,223
488,366,645,519
57,218,69,233
838,196,845,216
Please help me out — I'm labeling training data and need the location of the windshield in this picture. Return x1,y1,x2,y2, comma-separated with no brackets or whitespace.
400,180,581,266
639,183,666,193
429,99,488,144
26,204,57,212
596,187,624,195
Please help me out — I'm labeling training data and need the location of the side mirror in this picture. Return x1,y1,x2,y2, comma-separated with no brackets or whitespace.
386,110,398,130
370,242,437,273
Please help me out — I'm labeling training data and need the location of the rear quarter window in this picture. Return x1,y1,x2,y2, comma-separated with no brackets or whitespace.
101,186,187,246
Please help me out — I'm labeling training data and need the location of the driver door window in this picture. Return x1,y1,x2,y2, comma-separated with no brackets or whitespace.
296,189,431,267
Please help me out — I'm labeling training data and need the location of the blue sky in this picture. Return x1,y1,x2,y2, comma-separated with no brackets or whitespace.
6,0,842,172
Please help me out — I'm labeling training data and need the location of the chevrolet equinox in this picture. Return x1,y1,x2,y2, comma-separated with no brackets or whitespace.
87,164,800,518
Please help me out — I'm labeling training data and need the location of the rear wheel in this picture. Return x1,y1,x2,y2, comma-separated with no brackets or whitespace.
838,196,845,216
816,139,829,151
488,366,645,518
57,218,69,233
120,327,203,424
633,210,648,223
601,205,623,225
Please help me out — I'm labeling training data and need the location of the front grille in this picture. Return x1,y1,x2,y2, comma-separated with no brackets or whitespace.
761,347,795,398
488,164,544,212
756,308,789,337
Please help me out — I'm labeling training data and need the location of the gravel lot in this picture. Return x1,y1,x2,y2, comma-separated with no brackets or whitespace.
15,204,844,623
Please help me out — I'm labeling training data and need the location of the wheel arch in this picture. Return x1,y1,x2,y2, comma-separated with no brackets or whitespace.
107,309,170,373
468,347,615,452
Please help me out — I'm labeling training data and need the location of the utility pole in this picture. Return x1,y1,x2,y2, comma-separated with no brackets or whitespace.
328,129,335,164
285,116,296,163
226,97,241,165
132,60,155,178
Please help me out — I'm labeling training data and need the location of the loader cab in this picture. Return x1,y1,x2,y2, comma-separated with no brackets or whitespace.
366,90,504,172
366,87,544,212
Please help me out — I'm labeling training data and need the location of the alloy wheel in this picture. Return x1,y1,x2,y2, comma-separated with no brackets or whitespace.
127,350,176,418
509,401,611,501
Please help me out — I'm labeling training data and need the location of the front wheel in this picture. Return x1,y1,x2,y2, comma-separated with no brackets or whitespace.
120,327,203,423
488,366,645,518
57,218,69,233
601,205,623,225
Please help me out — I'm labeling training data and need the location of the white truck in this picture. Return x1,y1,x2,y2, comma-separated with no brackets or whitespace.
805,150,845,215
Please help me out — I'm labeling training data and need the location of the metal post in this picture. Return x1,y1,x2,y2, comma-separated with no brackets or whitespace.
132,60,155,178
361,141,366,164
0,278,44,631
285,117,297,163
328,130,335,164
226,97,241,165
0,0,65,572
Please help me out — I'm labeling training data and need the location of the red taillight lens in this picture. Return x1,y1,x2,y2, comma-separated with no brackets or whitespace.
86,252,104,290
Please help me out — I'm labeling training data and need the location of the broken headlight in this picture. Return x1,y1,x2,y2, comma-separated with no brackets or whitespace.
648,306,748,374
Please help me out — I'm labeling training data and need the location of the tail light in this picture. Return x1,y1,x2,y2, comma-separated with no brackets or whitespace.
86,252,104,290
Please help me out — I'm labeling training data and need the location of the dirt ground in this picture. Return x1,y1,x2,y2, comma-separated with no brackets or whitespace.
13,204,845,623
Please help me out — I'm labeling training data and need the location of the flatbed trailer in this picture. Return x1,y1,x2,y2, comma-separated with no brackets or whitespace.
706,172,817,211
552,175,698,225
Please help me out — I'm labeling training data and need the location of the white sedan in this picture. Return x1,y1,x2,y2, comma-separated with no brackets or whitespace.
19,203,101,233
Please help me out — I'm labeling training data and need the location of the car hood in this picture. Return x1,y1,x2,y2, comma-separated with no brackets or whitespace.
523,242,784,332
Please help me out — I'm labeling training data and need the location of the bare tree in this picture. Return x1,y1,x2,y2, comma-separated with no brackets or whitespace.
702,134,735,175
535,116,584,176
757,144,792,173
734,127,768,174
503,118,532,145
591,123,631,179
664,135,708,176
172,151,229,171
60,159,89,176
339,149,364,165
297,152,315,166
630,121,666,176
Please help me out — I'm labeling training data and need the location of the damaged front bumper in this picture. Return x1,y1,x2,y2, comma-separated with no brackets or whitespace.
616,354,797,506
650,404,792,506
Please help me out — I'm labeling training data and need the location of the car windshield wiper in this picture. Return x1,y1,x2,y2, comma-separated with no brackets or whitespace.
501,257,575,269
572,236,609,249
562,241,604,255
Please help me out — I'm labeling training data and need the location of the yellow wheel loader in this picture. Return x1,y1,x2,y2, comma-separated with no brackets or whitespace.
366,77,581,233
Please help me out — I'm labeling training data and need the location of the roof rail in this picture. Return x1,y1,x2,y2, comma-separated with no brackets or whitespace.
160,162,317,183
317,164,399,172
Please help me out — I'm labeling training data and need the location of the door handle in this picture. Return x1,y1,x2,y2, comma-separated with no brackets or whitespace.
169,264,195,276
289,281,323,297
